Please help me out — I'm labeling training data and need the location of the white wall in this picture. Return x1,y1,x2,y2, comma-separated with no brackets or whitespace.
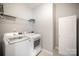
33,4,53,52
2,3,33,34
53,4,56,49
76,4,79,18
3,3,33,20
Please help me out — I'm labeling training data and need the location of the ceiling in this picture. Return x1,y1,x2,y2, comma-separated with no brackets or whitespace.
25,3,42,9
2,3,43,9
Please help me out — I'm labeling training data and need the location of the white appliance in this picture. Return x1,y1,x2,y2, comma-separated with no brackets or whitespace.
26,33,41,56
59,15,77,56
3,32,32,56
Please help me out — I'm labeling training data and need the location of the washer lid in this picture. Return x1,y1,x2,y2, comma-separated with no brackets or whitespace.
7,36,29,44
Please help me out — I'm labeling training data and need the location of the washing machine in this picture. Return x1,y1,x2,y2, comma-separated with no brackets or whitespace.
26,33,41,56
3,32,32,56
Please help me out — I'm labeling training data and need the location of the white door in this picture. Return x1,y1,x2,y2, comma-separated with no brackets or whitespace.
59,15,77,56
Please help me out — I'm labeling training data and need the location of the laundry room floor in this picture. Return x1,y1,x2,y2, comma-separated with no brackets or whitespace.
53,48,59,56
53,48,62,56
38,48,61,56
38,49,53,56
